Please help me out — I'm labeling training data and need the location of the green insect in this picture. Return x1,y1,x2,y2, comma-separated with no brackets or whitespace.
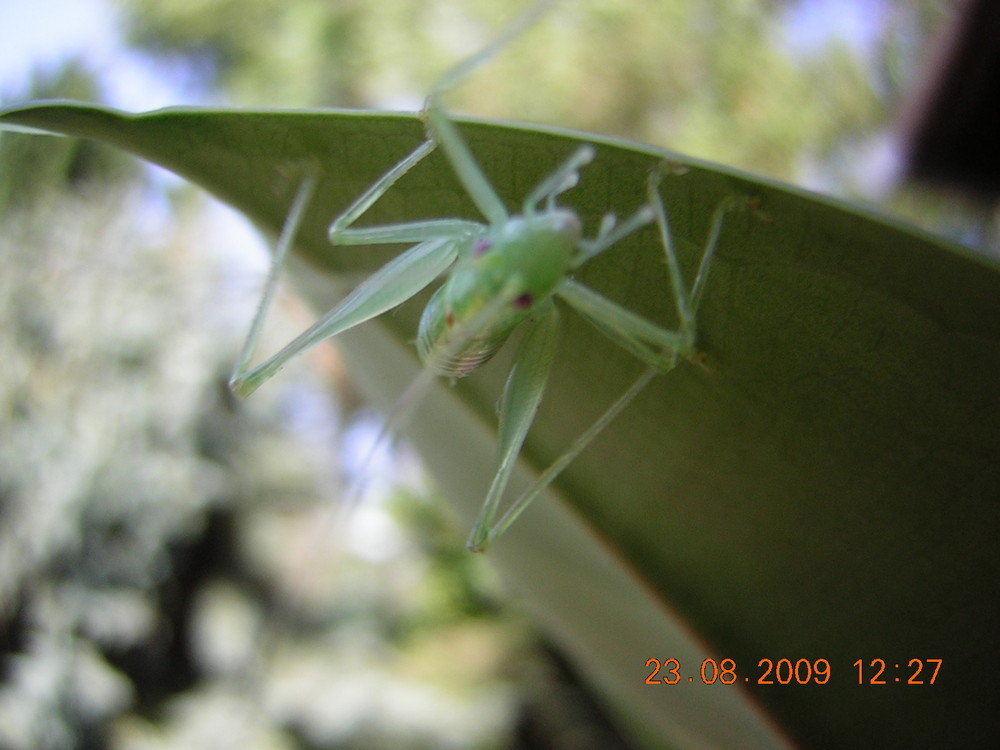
230,1,748,552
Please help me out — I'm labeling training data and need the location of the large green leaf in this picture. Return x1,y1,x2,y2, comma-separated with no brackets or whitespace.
3,102,998,749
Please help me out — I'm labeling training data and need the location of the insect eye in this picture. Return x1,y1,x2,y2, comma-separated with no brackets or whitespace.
513,293,534,309
473,238,493,256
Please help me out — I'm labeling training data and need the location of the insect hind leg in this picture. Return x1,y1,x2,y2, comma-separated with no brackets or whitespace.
473,366,659,552
231,170,318,395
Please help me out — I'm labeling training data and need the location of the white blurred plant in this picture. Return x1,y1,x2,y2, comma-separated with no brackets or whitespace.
0,146,525,749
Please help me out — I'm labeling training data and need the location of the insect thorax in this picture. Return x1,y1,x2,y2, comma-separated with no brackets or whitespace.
415,209,581,377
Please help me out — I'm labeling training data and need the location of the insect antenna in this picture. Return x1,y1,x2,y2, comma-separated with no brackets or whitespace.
428,0,563,102
334,365,441,546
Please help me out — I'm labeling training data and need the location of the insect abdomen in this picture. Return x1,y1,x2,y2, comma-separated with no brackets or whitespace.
416,284,523,377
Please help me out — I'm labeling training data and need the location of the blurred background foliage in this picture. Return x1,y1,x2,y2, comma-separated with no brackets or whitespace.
0,0,983,748
111,0,980,237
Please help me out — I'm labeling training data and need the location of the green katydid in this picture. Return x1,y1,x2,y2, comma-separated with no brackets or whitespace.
230,0,751,552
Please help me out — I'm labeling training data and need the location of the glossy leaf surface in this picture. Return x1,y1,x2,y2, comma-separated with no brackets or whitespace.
3,102,998,749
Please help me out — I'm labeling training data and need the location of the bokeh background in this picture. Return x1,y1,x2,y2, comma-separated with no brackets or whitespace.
0,1,984,748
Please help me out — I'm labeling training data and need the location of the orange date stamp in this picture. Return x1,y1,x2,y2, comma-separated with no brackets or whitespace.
645,658,942,685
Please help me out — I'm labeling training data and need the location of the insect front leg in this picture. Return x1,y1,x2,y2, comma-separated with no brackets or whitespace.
327,138,433,238
323,129,504,253
573,205,656,268
522,145,595,212
327,138,485,246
